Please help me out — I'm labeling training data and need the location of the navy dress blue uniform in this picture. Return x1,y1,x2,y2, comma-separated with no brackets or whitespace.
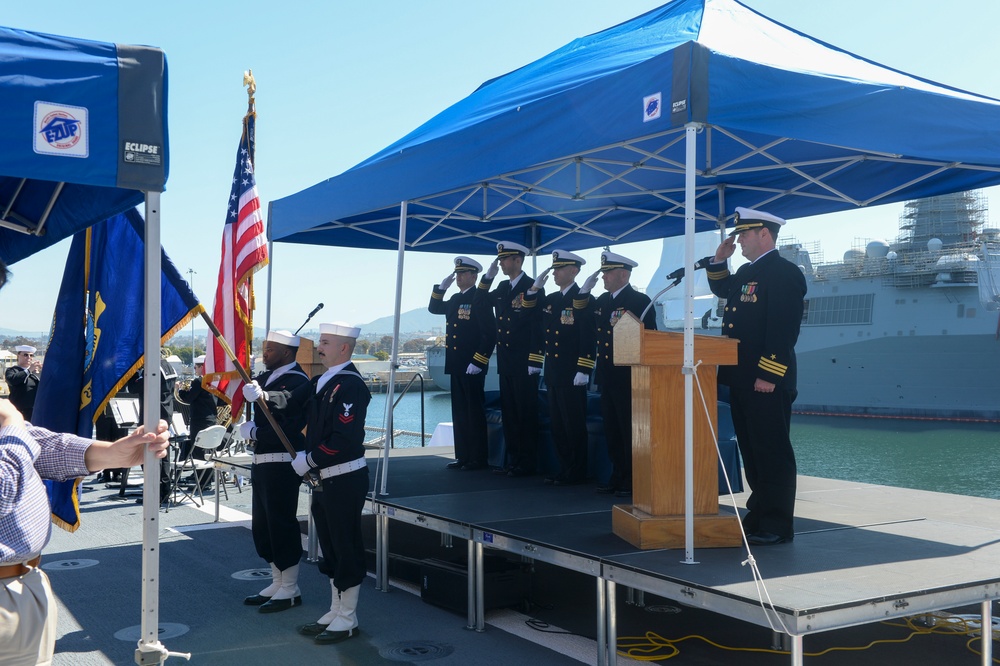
524,255,595,484
478,247,544,475
593,282,656,492
269,362,371,593
5,364,39,421
246,363,309,574
708,216,806,540
429,260,497,469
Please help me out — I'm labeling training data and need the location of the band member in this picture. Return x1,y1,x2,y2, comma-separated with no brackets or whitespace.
239,330,310,613
428,256,497,470
478,242,544,476
708,207,807,545
6,345,40,420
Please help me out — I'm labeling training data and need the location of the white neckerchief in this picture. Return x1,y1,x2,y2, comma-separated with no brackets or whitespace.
316,360,351,394
263,361,297,388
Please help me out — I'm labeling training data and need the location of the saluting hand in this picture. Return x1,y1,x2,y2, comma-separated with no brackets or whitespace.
529,267,551,293
579,269,600,294
714,236,737,263
483,258,500,281
439,272,456,291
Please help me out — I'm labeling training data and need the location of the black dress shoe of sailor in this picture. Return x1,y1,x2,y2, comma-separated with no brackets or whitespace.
595,484,616,494
491,467,510,475
296,622,329,636
445,461,463,470
747,531,792,546
614,488,633,498
315,626,359,644
243,594,271,606
507,467,532,478
553,477,583,486
258,595,302,613
460,462,485,471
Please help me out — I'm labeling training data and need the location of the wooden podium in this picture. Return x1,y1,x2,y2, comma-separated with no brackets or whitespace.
295,338,323,379
610,313,743,549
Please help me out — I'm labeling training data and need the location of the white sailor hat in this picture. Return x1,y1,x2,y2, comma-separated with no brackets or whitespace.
496,241,529,258
730,206,786,236
266,329,301,347
193,355,206,365
599,251,638,272
453,256,482,273
319,321,361,339
15,345,36,354
550,249,585,268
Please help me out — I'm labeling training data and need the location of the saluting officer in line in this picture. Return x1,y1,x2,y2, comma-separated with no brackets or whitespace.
477,242,545,477
243,322,372,644
429,256,497,471
524,250,596,486
707,207,807,546
239,330,310,613
586,251,657,497
6,345,40,421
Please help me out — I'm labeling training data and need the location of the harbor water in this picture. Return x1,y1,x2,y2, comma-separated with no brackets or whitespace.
369,388,1000,500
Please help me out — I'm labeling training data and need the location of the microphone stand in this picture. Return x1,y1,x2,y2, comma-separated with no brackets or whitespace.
294,304,324,336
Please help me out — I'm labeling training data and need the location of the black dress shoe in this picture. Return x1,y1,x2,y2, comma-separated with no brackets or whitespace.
460,462,485,471
491,467,510,475
243,594,271,606
747,531,792,546
507,467,532,478
614,488,633,497
553,477,583,486
543,476,557,485
595,484,616,494
258,596,302,613
297,622,329,636
315,626,358,644
445,461,463,470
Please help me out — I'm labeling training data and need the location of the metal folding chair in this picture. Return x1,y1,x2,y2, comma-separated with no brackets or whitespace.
170,424,227,507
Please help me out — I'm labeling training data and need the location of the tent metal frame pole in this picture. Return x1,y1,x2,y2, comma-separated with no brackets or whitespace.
379,201,407,496
138,191,167,664
682,123,699,565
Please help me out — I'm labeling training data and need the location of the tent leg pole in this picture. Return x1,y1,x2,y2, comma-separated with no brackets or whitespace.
682,123,699,565
379,201,407,497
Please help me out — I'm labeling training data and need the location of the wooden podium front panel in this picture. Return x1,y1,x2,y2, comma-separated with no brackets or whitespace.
631,364,721,517
295,338,323,379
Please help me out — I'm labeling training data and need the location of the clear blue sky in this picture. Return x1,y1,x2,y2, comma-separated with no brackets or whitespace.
3,0,998,335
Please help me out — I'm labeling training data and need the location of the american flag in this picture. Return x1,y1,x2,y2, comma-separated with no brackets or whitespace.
204,102,268,419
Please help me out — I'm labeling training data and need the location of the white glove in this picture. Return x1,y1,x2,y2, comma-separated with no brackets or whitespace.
238,421,257,441
484,258,499,280
529,267,551,293
580,269,600,294
573,372,589,386
466,363,482,375
528,366,541,376
438,272,456,291
242,381,266,403
291,451,311,476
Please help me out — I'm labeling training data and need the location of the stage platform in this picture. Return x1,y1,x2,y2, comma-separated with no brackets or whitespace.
40,447,999,665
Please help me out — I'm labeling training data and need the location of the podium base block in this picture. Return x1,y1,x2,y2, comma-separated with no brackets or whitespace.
612,505,743,550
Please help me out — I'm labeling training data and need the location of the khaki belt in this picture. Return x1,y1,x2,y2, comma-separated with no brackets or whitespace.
0,555,40,579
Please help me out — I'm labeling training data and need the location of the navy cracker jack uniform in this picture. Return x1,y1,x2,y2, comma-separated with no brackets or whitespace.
478,272,544,473
593,284,656,491
269,363,371,592
524,284,595,483
5,365,39,421
707,250,806,539
246,363,309,572
429,285,497,468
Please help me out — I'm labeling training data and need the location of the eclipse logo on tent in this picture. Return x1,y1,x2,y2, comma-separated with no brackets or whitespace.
34,101,89,158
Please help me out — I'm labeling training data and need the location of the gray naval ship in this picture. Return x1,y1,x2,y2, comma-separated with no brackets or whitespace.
427,190,1000,422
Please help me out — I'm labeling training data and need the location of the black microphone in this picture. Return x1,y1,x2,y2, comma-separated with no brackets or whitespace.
294,303,325,335
666,256,713,281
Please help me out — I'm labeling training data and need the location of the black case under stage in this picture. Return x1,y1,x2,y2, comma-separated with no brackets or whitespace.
420,555,530,615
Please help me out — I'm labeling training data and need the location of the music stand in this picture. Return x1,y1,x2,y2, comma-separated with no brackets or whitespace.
108,397,144,499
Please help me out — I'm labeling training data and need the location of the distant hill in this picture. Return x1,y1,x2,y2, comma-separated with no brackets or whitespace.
359,308,446,337
0,328,47,338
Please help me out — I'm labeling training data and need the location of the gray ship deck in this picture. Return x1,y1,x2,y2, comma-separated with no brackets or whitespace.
44,448,999,665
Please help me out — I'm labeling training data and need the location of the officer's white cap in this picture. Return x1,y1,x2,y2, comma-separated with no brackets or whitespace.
497,241,529,258
730,207,786,236
453,256,483,273
550,250,585,268
599,251,638,272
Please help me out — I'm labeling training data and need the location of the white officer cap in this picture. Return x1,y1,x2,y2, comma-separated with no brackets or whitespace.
497,241,529,258
15,345,36,353
319,321,361,339
193,355,206,365
266,329,301,347
550,249,585,268
453,256,483,273
730,207,786,236
599,251,638,272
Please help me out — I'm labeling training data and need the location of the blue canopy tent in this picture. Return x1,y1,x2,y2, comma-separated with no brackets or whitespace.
0,26,177,664
268,1,1000,640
